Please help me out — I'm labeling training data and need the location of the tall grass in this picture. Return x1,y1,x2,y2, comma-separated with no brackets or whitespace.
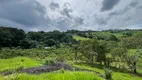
1,71,102,80
74,64,142,80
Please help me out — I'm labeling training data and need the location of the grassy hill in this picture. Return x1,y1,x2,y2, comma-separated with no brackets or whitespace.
0,57,142,80
0,28,142,80
0,57,102,80
0,57,42,72
73,35,90,41
74,64,142,80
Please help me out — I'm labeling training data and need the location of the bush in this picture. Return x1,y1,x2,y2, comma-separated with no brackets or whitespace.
44,58,56,65
16,64,24,72
56,55,65,62
59,67,65,73
104,68,112,80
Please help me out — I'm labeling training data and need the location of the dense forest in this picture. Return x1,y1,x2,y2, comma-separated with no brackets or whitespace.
0,26,77,49
1,26,141,48
0,26,142,80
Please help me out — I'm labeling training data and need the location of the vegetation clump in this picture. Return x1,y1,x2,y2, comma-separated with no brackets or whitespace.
104,68,112,80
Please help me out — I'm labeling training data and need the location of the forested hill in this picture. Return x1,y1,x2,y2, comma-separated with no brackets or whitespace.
0,26,142,49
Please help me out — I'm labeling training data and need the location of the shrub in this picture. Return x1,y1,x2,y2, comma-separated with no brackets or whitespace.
104,68,112,80
16,64,24,72
56,55,65,62
59,67,65,73
44,58,56,65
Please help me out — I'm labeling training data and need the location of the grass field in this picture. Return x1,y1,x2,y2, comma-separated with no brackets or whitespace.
0,71,102,80
73,35,90,41
0,57,102,80
74,64,142,80
0,57,42,72
112,33,123,38
0,57,142,80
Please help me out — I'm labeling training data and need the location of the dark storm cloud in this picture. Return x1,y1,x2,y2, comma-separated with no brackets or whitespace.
94,15,108,25
57,2,84,30
137,5,142,9
109,1,139,17
129,1,138,7
101,0,120,11
0,0,50,28
60,3,73,18
53,17,73,31
49,1,60,10
60,8,72,18
74,17,84,26
109,12,119,16
0,0,142,31
53,13,84,30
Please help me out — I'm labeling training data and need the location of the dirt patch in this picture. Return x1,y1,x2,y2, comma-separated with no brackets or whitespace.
21,62,73,74
21,62,103,77
1,62,103,78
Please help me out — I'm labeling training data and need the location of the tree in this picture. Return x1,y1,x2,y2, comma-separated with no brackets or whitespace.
97,40,107,65
19,39,32,49
133,47,141,73
129,32,142,73
73,45,79,63
119,37,135,49
122,31,133,37
105,41,118,67
27,32,42,41
78,40,95,64
119,32,142,73
132,32,142,73
44,39,56,47
0,27,26,47
107,34,118,41
110,47,128,69
78,39,106,64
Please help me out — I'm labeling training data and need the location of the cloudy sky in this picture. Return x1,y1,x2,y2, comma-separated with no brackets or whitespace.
0,0,142,31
